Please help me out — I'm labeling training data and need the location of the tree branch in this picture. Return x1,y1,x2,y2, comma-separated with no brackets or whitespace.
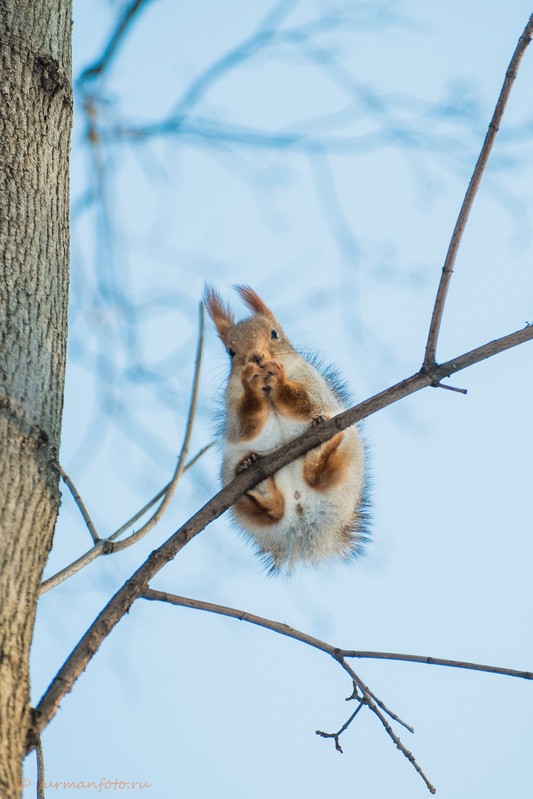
139,589,533,682
39,445,213,595
138,588,532,791
39,308,206,594
79,0,151,84
316,702,365,753
107,303,204,553
141,589,438,791
28,321,533,751
423,13,533,369
58,467,100,544
346,651,533,680
35,734,45,799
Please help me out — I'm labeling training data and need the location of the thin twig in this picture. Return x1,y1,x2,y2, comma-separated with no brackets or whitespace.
39,446,212,596
141,590,530,791
423,13,533,369
108,442,214,542
316,702,364,753
107,302,205,553
332,657,435,792
59,467,100,543
432,381,467,395
79,0,150,84
364,689,415,733
345,651,533,680
137,589,417,732
171,0,299,118
139,590,532,789
141,588,338,654
348,672,437,794
28,321,533,748
141,590,430,789
36,734,46,799
39,310,208,595
40,544,104,596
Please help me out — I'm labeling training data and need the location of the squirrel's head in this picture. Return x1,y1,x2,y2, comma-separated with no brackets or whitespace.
204,284,292,368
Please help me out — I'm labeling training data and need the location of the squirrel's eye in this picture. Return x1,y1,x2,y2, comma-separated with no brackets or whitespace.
228,347,236,358
271,329,279,340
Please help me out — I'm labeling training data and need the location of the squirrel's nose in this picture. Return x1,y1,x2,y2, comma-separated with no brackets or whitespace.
249,352,264,365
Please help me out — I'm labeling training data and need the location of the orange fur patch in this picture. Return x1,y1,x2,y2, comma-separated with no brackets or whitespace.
234,478,285,526
237,390,269,440
273,379,315,421
303,432,347,491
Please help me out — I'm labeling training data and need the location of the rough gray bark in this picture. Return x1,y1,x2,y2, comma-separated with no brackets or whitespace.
0,2,72,797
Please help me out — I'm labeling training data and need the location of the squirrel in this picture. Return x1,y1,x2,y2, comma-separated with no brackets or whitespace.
204,284,368,572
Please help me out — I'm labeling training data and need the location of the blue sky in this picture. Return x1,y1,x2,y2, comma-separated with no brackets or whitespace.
28,2,533,797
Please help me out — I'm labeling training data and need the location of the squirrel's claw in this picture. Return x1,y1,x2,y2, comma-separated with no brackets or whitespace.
236,452,259,474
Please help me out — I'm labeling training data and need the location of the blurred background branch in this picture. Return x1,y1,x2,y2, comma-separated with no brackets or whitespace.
67,0,533,480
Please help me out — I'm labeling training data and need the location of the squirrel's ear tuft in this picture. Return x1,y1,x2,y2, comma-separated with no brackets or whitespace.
234,285,274,318
203,284,235,344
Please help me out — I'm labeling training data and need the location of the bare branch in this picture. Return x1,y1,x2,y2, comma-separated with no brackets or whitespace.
143,588,435,793
351,677,437,794
141,588,338,653
28,321,533,748
316,702,364,753
79,0,151,84
40,544,103,596
108,442,214,542
171,0,299,119
39,448,212,595
35,734,45,799
423,13,533,369
334,659,436,793
138,589,533,682
140,588,532,787
345,651,533,680
107,302,205,553
433,381,467,395
39,309,207,595
362,689,415,734
140,589,434,791
140,589,415,736
58,467,100,544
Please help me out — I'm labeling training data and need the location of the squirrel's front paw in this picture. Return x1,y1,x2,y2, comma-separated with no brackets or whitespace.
235,452,259,474
242,362,264,390
261,360,285,393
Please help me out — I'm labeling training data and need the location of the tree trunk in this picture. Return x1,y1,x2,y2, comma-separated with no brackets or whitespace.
0,2,72,796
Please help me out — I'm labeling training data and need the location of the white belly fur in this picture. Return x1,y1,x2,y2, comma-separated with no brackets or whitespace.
223,411,362,569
